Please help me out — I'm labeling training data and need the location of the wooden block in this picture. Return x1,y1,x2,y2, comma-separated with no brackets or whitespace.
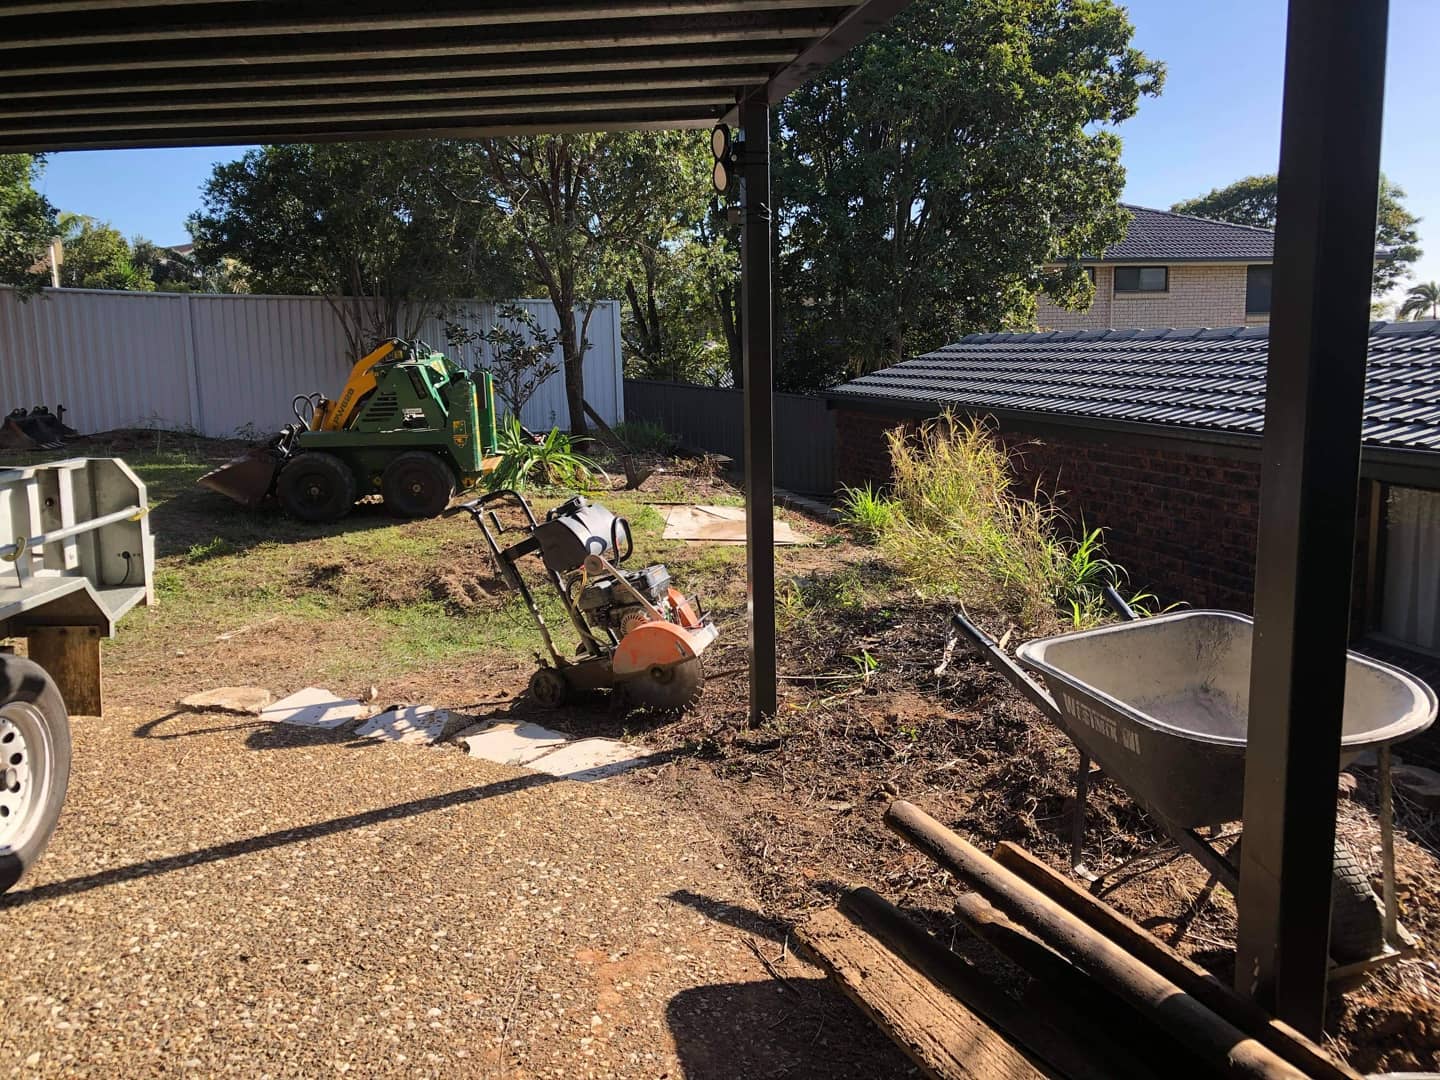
798,907,1050,1080
27,625,103,716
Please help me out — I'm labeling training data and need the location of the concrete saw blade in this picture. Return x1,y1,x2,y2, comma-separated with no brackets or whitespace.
624,657,704,710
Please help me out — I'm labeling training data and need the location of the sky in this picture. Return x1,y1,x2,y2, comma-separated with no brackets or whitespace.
32,0,1439,311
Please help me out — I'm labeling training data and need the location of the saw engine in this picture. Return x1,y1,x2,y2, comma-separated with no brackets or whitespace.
459,490,717,710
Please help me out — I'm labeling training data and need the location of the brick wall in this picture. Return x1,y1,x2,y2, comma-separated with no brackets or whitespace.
835,406,1373,615
1035,263,1268,331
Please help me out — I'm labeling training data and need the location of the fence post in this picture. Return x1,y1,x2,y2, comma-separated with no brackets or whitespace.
178,292,204,434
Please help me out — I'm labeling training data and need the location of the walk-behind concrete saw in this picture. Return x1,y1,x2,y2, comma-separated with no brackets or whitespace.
459,490,717,710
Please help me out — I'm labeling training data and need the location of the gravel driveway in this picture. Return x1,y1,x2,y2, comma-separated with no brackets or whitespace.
0,700,907,1078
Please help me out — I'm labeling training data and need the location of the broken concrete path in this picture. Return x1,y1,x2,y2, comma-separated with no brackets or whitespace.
261,687,368,729
178,686,273,716
458,721,656,782
355,704,450,745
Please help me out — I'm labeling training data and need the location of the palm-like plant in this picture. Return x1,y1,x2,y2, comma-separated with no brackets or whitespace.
1399,281,1440,320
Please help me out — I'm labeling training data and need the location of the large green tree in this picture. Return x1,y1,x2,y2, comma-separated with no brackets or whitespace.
446,132,705,432
0,154,59,294
56,213,154,291
1172,173,1422,295
191,143,521,362
772,0,1164,389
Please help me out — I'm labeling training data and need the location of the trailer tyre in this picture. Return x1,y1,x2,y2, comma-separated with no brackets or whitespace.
277,451,356,522
0,655,71,894
381,451,456,519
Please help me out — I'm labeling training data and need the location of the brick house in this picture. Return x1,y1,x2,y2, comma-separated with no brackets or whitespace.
1036,205,1275,331
828,320,1440,668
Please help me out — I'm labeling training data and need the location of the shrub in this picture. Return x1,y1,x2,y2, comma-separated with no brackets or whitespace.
873,413,1135,629
838,483,901,541
611,419,674,454
486,419,601,491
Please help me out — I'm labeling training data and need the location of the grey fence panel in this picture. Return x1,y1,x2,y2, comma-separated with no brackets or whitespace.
624,380,836,495
1,288,624,439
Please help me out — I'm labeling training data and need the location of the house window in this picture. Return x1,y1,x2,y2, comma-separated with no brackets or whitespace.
1246,265,1272,315
1084,266,1096,284
1379,486,1440,652
1114,266,1168,293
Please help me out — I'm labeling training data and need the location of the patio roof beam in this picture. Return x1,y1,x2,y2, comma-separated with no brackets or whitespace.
0,73,779,122
0,0,848,49
1236,0,1390,1035
0,23,834,80
0,49,802,102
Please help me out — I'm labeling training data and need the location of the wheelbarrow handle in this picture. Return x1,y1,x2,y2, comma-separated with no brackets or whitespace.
948,613,1064,725
1101,584,1138,622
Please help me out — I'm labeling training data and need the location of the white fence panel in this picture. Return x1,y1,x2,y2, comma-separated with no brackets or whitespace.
0,288,196,433
0,288,624,439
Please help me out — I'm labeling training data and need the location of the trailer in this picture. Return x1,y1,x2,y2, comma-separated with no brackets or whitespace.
0,457,154,891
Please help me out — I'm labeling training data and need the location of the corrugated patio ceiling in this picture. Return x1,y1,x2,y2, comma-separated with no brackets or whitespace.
0,0,907,151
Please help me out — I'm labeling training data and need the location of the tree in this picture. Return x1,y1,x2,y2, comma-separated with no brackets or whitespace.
1172,173,1422,295
444,305,561,420
1399,281,1440,321
191,143,521,363
129,237,245,293
447,133,702,432
771,0,1164,389
0,154,58,294
56,213,154,291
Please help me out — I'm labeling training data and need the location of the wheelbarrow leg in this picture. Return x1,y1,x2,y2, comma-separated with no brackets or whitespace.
1379,745,1398,945
1071,748,1094,880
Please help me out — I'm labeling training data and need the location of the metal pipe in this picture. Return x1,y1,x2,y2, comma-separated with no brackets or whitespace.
1101,584,1137,621
884,800,1307,1079
0,503,144,559
991,840,1364,1080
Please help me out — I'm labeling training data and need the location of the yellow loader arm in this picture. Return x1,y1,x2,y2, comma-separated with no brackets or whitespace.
313,339,402,431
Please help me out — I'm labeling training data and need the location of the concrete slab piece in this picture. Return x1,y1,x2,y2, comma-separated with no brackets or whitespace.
355,705,450,745
662,505,812,545
528,738,657,782
458,721,570,765
179,686,273,715
261,687,367,730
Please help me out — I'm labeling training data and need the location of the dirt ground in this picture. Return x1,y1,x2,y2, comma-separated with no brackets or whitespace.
6,431,1440,1075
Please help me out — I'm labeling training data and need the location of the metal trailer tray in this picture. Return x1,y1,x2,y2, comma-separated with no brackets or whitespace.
1014,610,1437,829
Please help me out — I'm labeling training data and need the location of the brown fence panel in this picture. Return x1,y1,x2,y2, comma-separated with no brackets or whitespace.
623,380,836,495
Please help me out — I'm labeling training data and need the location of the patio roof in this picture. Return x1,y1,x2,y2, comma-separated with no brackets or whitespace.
0,0,908,151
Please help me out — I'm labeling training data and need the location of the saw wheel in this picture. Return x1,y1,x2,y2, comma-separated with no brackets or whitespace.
623,658,704,711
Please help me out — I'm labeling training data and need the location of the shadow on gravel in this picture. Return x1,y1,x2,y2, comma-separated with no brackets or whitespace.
0,771,561,910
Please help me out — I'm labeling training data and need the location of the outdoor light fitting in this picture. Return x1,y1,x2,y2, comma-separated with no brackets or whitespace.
711,123,736,194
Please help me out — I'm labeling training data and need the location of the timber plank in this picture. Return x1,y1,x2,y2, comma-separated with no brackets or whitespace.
798,907,1051,1080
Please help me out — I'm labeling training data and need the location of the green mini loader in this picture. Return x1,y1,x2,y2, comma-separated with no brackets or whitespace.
200,339,501,522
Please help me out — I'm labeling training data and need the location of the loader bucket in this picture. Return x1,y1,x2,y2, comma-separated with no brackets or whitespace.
198,447,281,508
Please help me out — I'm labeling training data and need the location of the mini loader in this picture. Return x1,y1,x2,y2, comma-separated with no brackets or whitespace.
459,490,717,710
200,338,500,522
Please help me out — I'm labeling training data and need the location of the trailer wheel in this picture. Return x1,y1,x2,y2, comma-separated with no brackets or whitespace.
381,451,456,518
0,655,70,894
277,451,356,522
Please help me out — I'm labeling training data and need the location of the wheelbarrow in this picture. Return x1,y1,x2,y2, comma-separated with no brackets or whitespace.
951,593,1437,976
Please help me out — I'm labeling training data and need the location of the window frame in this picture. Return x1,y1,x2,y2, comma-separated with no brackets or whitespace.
1246,264,1273,316
1113,265,1169,295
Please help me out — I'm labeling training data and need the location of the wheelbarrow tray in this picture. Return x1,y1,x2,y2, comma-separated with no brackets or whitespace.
1015,610,1437,828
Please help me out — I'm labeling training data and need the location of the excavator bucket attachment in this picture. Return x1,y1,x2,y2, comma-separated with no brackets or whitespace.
198,447,282,508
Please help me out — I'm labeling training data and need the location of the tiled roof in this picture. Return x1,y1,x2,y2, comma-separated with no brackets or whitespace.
829,321,1440,454
1090,205,1275,263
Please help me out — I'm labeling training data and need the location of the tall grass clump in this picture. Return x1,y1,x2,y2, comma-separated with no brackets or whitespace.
838,484,901,541
874,414,1131,629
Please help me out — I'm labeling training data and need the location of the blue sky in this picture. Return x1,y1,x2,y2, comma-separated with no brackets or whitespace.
33,0,1437,309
